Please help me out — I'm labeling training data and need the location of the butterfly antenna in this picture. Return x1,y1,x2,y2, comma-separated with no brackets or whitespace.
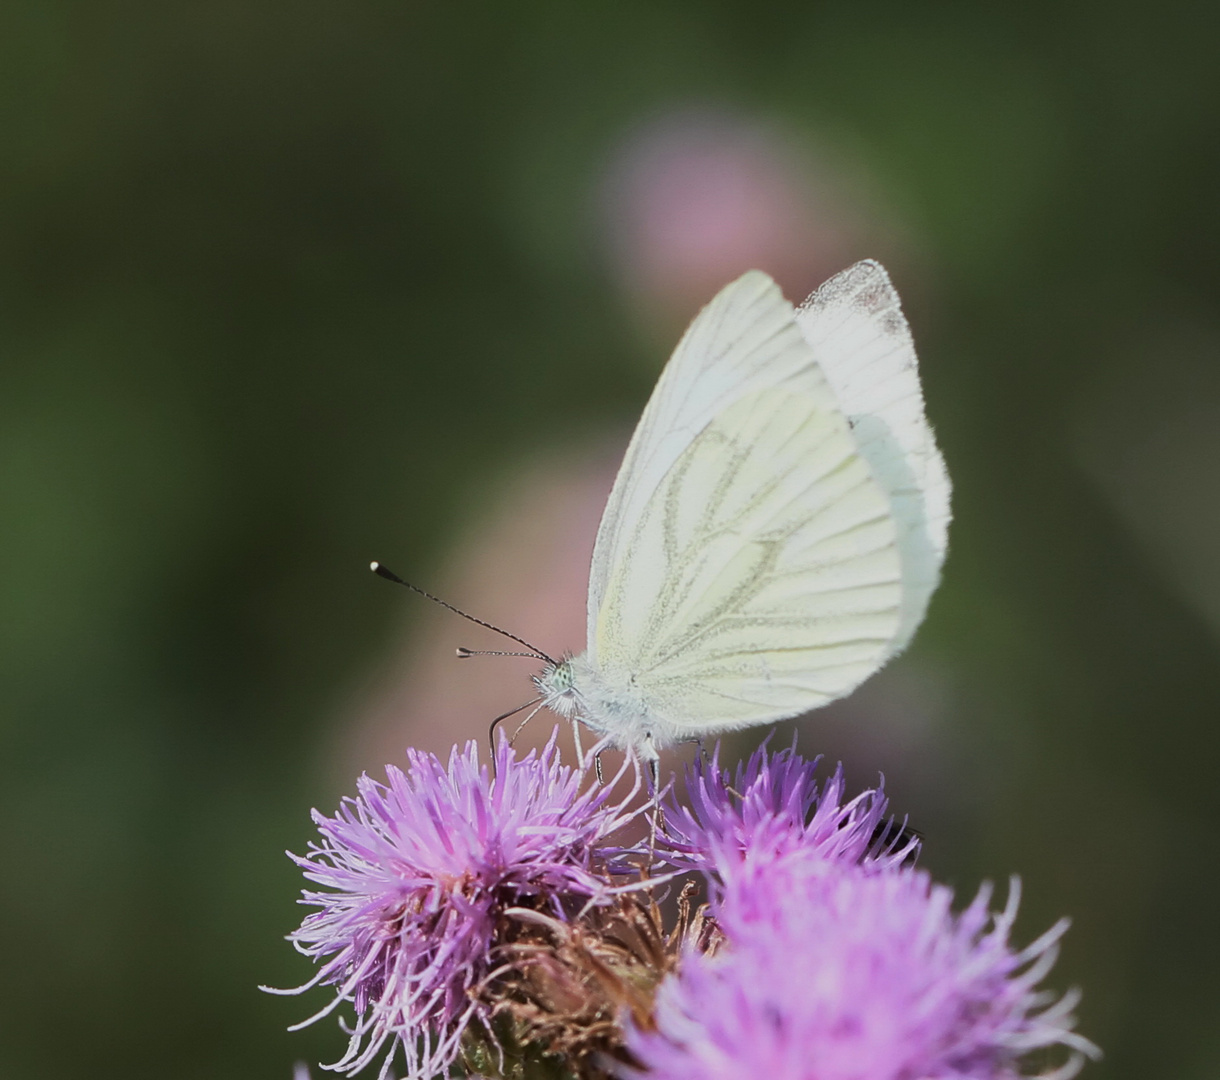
456,647,541,660
370,561,555,665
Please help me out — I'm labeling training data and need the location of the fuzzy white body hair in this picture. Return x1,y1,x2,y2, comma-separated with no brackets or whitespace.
535,655,678,760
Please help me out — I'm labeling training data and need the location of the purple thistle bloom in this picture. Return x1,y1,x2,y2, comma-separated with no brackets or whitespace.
658,740,917,887
269,732,640,1080
627,853,1099,1080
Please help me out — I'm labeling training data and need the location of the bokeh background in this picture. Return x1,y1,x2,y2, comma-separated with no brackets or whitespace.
3,3,1220,1078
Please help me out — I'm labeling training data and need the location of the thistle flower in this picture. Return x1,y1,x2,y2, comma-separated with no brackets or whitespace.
269,732,640,1080
657,740,917,888
627,852,1099,1080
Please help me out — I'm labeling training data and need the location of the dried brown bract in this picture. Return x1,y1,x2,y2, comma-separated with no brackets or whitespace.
462,881,721,1080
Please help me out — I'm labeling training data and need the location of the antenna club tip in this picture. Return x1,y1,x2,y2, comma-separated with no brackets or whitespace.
370,561,403,583
456,647,472,659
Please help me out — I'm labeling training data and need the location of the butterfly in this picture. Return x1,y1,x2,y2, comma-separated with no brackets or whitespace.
533,260,951,761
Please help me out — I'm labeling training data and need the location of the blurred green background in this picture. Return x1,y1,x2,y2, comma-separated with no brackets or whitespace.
3,3,1220,1078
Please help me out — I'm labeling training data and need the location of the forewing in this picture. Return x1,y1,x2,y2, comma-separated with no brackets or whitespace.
594,387,902,734
796,260,951,653
587,271,840,657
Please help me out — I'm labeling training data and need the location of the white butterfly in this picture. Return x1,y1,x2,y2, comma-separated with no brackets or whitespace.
535,260,951,760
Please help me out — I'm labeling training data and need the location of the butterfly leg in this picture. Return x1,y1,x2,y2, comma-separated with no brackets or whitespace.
679,736,711,766
570,718,586,768
509,701,546,745
645,741,664,858
486,697,542,780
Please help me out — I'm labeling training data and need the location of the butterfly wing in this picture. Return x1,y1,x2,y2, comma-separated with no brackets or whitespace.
587,270,906,736
796,260,951,653
590,270,829,648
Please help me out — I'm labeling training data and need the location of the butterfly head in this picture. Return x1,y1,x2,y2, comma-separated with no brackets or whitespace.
534,655,580,718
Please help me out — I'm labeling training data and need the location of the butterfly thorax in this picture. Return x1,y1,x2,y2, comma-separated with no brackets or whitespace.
535,654,660,758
